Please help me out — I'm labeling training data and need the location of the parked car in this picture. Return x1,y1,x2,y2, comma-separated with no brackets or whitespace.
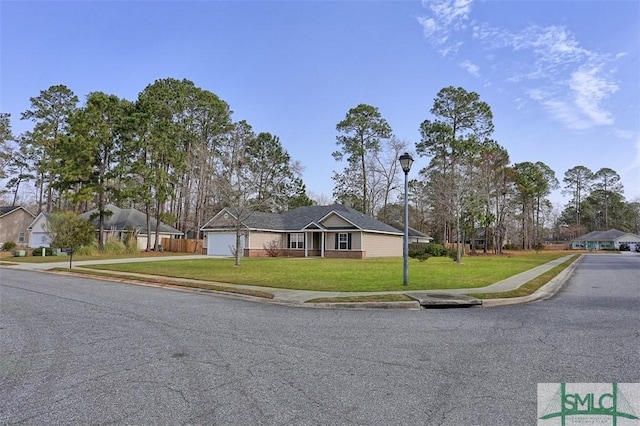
619,243,630,251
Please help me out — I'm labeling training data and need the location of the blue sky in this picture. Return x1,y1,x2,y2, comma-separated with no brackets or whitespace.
2,0,639,207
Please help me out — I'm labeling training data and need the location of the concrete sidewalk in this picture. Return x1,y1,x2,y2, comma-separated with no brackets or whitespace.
2,254,211,271
1,254,581,308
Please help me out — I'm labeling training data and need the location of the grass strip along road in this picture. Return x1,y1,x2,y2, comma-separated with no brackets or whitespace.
467,254,579,299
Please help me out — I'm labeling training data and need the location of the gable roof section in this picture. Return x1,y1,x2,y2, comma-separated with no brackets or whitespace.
386,220,433,239
574,229,627,241
26,212,53,230
317,210,358,229
81,204,182,235
283,204,400,234
0,205,35,219
202,204,401,235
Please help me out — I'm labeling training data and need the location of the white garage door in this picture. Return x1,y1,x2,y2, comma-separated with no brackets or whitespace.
29,232,50,248
206,232,244,256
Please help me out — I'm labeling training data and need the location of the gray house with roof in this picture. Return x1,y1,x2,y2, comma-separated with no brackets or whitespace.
29,205,183,250
200,204,403,258
571,229,640,251
80,204,183,250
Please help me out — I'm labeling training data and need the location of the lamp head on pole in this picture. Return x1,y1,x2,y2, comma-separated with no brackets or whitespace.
399,152,414,174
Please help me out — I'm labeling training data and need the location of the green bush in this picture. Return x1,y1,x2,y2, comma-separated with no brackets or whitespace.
75,243,99,256
124,238,140,254
47,212,95,248
409,242,448,259
408,248,423,258
3,241,16,251
424,242,447,257
447,249,459,262
103,239,127,254
32,247,53,256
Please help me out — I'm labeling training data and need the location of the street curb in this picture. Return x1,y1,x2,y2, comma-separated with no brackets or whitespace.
480,254,583,308
39,269,423,310
301,301,422,310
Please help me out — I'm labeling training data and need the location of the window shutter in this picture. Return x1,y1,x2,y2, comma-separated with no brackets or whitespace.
335,234,338,250
287,234,291,249
348,233,352,250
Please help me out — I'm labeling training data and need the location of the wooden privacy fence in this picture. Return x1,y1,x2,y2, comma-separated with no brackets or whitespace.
161,238,204,253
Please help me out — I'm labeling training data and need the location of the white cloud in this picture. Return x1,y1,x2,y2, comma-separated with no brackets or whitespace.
439,41,463,57
614,129,635,139
569,66,618,125
420,4,621,131
525,65,618,131
417,16,438,37
525,88,591,130
417,0,474,51
460,59,480,77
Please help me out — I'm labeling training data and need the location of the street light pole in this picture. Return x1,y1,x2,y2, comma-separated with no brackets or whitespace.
399,152,414,286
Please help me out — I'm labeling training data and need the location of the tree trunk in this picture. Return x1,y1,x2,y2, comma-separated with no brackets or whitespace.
154,199,162,251
234,227,241,266
145,203,151,251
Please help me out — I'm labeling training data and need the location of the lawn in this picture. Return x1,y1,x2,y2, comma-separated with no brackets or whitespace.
85,251,570,292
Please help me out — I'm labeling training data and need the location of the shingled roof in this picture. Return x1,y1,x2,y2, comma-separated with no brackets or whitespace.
573,229,627,241
0,206,34,218
205,204,402,234
386,220,432,239
81,204,182,235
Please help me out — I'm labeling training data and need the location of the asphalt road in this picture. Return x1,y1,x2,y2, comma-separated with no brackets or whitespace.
1,253,638,425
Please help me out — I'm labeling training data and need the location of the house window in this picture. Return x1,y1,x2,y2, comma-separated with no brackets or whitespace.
18,232,25,243
337,233,352,250
289,233,304,249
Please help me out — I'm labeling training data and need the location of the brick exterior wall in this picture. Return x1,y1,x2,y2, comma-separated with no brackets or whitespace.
244,248,323,258
325,250,365,259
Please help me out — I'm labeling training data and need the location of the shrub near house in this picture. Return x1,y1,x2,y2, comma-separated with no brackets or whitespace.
2,241,16,251
47,212,96,250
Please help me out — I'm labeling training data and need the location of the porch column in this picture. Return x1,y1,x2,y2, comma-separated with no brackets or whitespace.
305,232,308,257
321,231,325,257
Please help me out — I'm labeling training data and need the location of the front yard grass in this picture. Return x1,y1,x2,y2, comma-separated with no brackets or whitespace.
85,251,570,292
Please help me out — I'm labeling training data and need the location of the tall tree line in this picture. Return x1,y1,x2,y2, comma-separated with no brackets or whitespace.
1,80,311,249
4,82,638,253
560,165,637,235
331,86,637,256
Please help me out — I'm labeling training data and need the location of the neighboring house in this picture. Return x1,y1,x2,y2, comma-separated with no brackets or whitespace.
386,220,433,244
0,206,35,249
571,229,640,251
80,204,183,250
200,204,403,259
27,212,53,248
